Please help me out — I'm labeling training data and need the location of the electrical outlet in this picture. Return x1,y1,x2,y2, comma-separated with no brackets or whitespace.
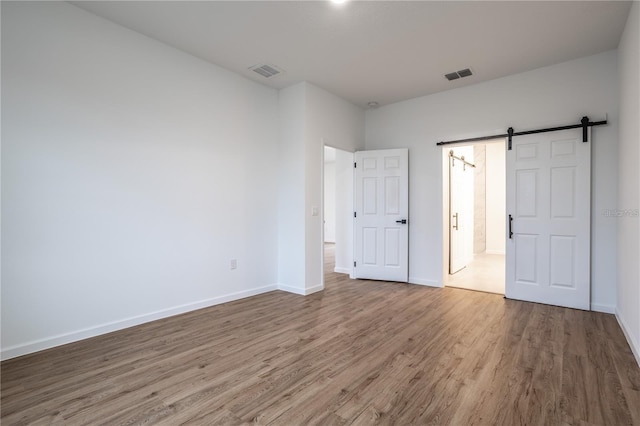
230,259,237,270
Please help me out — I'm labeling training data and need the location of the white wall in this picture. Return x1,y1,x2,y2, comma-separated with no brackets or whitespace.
1,2,280,359
277,82,364,294
304,83,365,292
486,142,506,255
616,1,640,365
277,83,307,294
334,148,354,275
324,156,336,243
366,51,619,312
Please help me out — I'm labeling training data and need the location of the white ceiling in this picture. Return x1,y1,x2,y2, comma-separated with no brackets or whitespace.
72,1,632,108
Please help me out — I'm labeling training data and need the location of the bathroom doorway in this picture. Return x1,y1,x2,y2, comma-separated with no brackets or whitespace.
443,140,505,294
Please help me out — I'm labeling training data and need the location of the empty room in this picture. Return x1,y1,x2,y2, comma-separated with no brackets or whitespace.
2,1,639,425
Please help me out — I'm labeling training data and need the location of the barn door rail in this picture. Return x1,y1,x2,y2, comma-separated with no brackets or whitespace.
449,150,476,170
436,116,608,150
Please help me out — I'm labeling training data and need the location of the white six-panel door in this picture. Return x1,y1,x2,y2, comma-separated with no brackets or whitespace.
506,129,591,310
354,149,409,282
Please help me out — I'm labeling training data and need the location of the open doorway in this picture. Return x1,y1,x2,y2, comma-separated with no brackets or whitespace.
323,146,354,282
443,140,506,294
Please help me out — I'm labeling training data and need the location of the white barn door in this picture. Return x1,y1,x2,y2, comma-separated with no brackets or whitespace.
354,149,409,282
506,129,591,310
449,148,475,274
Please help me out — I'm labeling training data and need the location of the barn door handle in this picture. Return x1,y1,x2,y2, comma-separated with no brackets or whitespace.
395,219,407,224
452,213,459,230
509,214,514,239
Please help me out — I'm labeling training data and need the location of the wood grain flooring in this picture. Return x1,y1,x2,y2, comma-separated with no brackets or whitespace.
2,244,639,425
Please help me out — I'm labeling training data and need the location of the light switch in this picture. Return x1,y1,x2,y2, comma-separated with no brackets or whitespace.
312,206,319,216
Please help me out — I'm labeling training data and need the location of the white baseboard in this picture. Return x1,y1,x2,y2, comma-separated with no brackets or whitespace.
334,267,351,275
591,303,616,314
615,308,640,368
305,284,324,295
1,284,278,361
408,277,442,288
277,284,306,295
485,250,506,255
278,284,324,296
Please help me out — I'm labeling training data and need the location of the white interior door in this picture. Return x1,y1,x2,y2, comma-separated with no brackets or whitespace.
354,149,408,282
449,148,474,274
506,129,591,310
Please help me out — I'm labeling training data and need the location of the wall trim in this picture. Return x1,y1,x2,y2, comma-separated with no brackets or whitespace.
277,284,306,295
278,284,324,296
1,284,278,361
304,284,324,295
590,303,616,314
334,267,351,275
615,308,640,368
408,277,443,288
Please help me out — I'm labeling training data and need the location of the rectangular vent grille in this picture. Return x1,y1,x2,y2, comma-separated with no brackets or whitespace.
249,64,284,79
445,68,473,81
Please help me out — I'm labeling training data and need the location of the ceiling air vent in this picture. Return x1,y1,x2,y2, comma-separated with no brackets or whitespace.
445,72,460,81
249,64,284,79
445,68,473,81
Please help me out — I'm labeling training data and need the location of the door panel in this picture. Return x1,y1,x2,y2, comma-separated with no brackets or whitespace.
362,228,377,265
515,169,538,217
514,234,537,284
354,149,408,282
549,236,575,288
384,176,400,214
506,130,590,310
384,228,401,266
551,167,575,217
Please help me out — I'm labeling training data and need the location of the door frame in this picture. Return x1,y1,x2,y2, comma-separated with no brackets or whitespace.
442,139,507,288
321,143,356,286
448,146,475,275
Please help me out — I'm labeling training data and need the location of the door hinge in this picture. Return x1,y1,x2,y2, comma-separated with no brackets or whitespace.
354,162,357,168
354,261,356,267
354,212,357,218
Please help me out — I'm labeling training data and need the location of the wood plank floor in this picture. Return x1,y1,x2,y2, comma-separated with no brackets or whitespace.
2,244,639,425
